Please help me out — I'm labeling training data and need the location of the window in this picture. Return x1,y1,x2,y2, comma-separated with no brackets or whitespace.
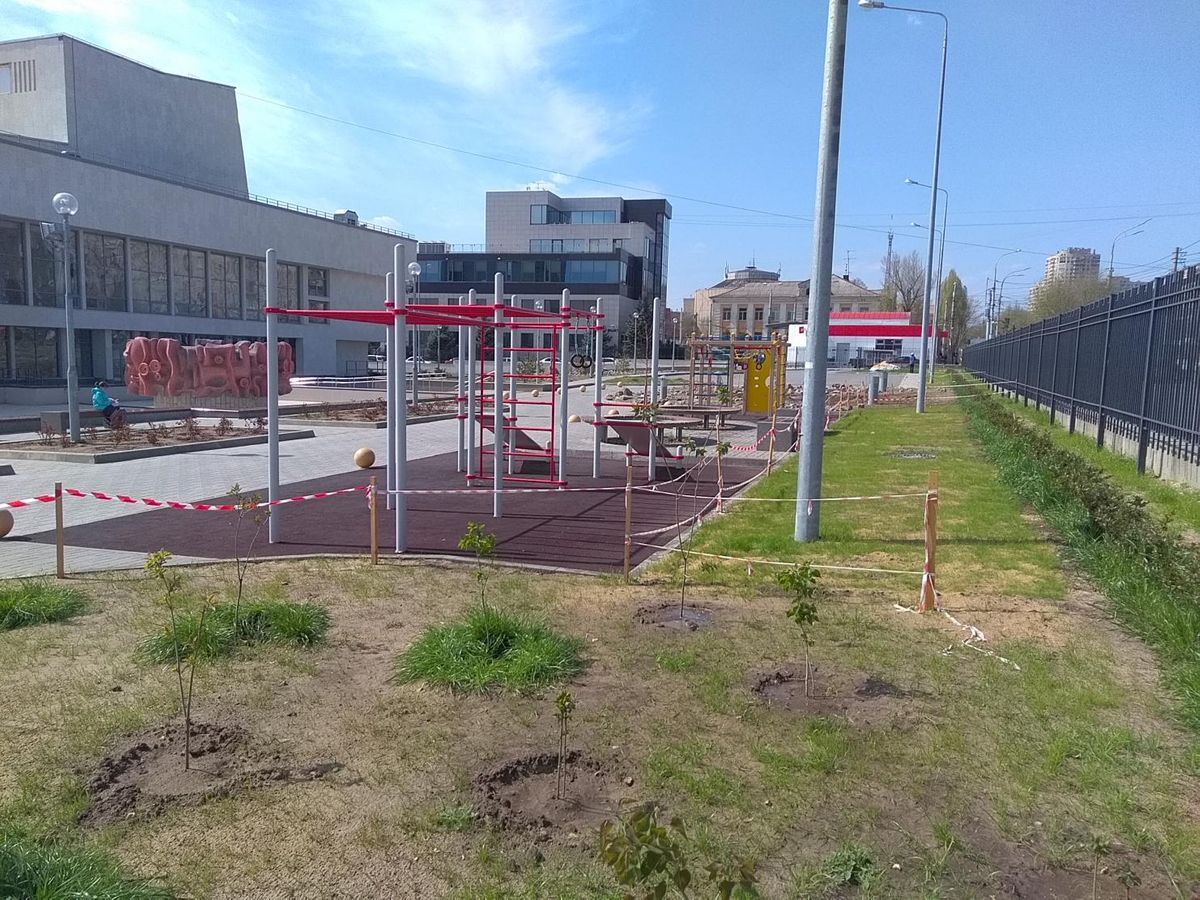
875,338,902,354
858,305,870,312
245,259,265,320
130,240,169,314
110,330,133,381
721,306,731,321
277,262,302,323
588,238,609,253
753,307,764,321
785,304,795,320
838,303,851,312
0,220,25,305
446,258,491,282
308,298,329,324
30,228,66,307
564,259,621,283
737,307,748,322
307,267,328,297
171,247,207,316
613,239,624,251
418,259,444,280
210,253,241,319
13,327,58,379
530,204,548,225
83,233,126,311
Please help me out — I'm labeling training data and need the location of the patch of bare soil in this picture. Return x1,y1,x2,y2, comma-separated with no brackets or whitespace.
635,601,714,632
752,665,921,727
473,751,636,842
81,720,343,825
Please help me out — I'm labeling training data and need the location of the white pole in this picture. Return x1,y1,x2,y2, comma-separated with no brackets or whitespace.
467,288,477,479
507,296,516,476
393,243,408,552
493,274,504,518
592,300,604,479
265,248,281,543
61,216,80,443
385,271,395,511
917,12,949,413
558,289,570,483
456,294,466,472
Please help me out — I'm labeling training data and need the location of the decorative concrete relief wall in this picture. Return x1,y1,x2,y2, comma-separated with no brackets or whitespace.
124,336,294,399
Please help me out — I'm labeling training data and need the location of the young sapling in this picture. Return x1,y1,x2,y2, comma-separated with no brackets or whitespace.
227,482,270,631
554,690,574,800
458,521,498,605
778,563,821,697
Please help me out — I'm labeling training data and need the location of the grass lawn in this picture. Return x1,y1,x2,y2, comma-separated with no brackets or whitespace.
2,398,1199,897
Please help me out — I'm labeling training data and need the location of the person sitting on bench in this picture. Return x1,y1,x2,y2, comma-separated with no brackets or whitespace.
91,380,122,425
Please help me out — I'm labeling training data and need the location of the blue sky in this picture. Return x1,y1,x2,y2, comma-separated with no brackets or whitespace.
8,0,1199,311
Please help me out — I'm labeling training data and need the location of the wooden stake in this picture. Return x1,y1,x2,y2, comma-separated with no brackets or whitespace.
54,481,65,579
767,408,779,475
623,452,634,582
369,475,379,565
919,470,939,612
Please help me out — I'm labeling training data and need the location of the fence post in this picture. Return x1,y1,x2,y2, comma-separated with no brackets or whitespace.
622,451,634,582
1047,317,1060,423
54,481,65,579
369,475,379,565
1135,287,1160,474
1096,296,1113,449
1068,311,1081,433
918,470,939,613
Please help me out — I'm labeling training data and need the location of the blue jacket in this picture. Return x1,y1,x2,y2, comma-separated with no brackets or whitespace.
92,386,113,411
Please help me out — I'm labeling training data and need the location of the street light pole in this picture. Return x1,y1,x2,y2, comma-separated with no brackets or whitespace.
905,178,948,380
988,249,1022,339
1108,219,1150,283
860,0,947,412
407,261,421,404
632,312,640,377
52,192,81,442
796,0,849,543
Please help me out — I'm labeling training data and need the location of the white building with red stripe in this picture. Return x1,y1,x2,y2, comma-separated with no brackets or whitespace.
788,311,945,367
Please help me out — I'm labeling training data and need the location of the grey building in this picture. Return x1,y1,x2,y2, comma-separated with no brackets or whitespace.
416,190,671,352
0,34,416,396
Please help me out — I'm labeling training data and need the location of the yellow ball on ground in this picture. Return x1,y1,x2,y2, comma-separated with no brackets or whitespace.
0,509,13,539
568,414,581,423
354,447,376,468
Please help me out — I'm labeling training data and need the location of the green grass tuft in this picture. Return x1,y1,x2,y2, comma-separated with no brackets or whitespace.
0,582,87,631
396,603,584,693
0,827,174,899
139,599,330,662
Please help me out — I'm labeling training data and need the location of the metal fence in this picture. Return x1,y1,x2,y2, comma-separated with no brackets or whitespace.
964,264,1200,473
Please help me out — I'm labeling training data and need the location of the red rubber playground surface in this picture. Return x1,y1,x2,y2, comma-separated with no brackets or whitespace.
26,452,765,572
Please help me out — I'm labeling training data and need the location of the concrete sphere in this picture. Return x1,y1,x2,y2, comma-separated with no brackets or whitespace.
354,447,376,469
531,389,541,398
568,414,582,423
580,385,588,393
608,408,621,417
0,509,13,539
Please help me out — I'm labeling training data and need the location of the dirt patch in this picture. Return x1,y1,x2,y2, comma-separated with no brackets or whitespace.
752,666,919,727
473,751,636,842
81,720,343,825
635,601,714,632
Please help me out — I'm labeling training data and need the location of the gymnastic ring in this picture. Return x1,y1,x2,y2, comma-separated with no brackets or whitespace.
570,353,586,368
580,355,594,369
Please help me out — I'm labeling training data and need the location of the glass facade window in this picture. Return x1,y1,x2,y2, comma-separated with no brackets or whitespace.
31,228,65,307
13,326,58,379
83,233,127,311
309,298,329,323
130,240,169,315
307,267,328,297
0,220,24,305
210,253,242,319
529,239,586,253
277,262,302,323
110,329,133,381
0,324,8,375
564,259,623,283
529,205,617,225
171,247,207,316
446,258,492,282
245,258,265,321
588,238,609,252
419,259,445,281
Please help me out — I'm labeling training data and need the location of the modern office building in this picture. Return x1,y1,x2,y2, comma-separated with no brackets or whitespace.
415,190,671,352
0,34,415,395
688,265,881,338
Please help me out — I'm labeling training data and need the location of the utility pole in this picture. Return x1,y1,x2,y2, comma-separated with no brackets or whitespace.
1173,246,1186,272
844,249,852,280
795,0,848,543
885,228,894,289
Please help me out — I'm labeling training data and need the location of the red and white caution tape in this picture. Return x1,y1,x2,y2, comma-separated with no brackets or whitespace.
0,493,58,510
59,485,368,511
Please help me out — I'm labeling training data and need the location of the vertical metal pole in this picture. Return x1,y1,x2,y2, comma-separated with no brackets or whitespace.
62,217,80,443
265,248,281,543
559,289,571,483
916,15,948,413
796,0,847,542
467,288,477,479
385,272,395,511
493,274,505,518
1096,297,1112,448
1136,289,1159,473
929,195,947,384
456,294,466,472
54,481,65,578
1068,313,1081,433
393,243,408,552
369,475,379,565
593,301,604,479
648,296,661,482
623,450,634,581
507,297,516,476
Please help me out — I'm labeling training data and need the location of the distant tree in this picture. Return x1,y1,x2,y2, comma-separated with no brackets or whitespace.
997,306,1034,334
1030,277,1111,321
940,270,977,361
885,251,925,321
621,296,655,358
424,326,458,363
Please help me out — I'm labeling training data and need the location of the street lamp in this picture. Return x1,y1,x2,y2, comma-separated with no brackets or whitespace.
52,192,81,442
860,0,947,413
407,260,421,403
997,266,1030,330
1108,219,1150,283
906,178,948,379
988,249,1023,339
631,311,641,377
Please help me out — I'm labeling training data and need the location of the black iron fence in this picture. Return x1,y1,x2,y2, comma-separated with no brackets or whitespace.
964,264,1200,473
